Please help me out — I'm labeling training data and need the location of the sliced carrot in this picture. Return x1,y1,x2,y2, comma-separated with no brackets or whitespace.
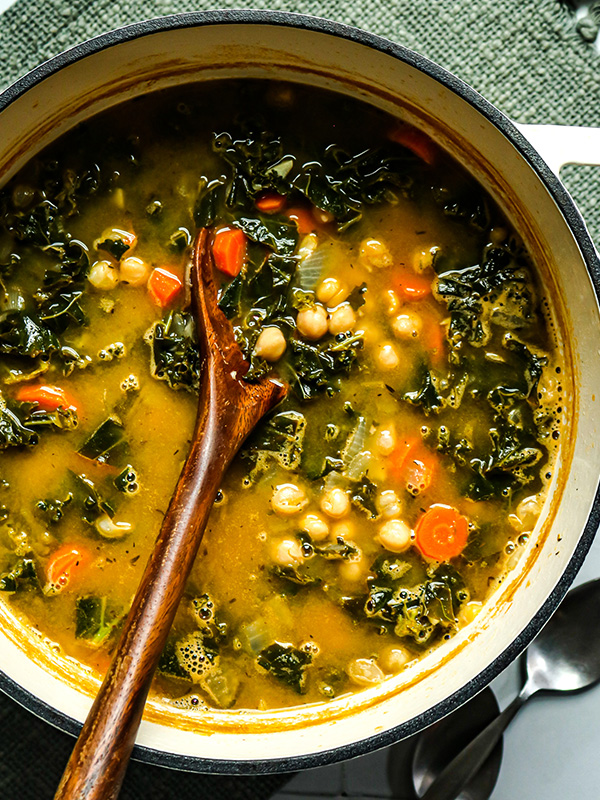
255,192,286,214
389,439,436,496
389,124,437,165
147,267,182,307
212,227,247,277
424,318,446,366
285,206,317,235
394,272,432,301
415,504,469,560
15,384,77,412
45,545,90,594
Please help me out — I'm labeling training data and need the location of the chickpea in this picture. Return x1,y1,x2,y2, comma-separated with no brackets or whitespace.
377,519,412,553
271,484,308,516
300,512,329,542
376,342,400,371
254,327,287,362
88,260,119,290
331,520,355,540
328,303,356,335
489,226,507,246
298,233,318,262
313,208,335,224
459,600,483,625
296,304,328,341
384,288,399,316
392,310,423,340
359,238,392,269
412,245,440,274
377,490,402,519
94,226,136,255
119,256,149,287
316,277,341,304
271,538,304,567
380,644,410,673
374,425,396,456
320,488,350,519
339,554,366,584
347,658,385,687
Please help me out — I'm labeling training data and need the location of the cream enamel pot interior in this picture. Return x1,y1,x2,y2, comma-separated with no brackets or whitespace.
1,10,600,775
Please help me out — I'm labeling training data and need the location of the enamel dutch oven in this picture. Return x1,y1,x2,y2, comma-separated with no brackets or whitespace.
1,9,600,775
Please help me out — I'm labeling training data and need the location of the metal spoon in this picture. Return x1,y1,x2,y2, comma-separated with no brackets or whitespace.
416,578,600,800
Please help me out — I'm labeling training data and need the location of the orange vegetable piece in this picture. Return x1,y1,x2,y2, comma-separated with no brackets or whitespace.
394,272,432,301
389,124,437,165
46,545,90,594
212,227,247,277
285,206,318,235
15,384,77,412
424,318,446,366
415,504,469,560
389,439,436,496
255,192,286,214
147,267,182,307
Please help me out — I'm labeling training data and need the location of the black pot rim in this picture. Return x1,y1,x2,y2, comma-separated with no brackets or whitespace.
1,8,599,777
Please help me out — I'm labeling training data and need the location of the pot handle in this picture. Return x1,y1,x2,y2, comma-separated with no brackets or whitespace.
515,123,600,175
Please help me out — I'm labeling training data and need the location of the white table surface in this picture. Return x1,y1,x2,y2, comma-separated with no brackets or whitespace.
0,0,599,796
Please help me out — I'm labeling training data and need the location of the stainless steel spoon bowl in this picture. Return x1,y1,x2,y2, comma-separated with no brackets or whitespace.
415,578,600,800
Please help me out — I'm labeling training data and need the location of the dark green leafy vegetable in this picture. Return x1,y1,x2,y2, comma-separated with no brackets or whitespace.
113,466,140,495
0,312,59,358
0,397,38,449
350,476,379,518
288,332,363,401
75,595,125,646
233,216,298,256
78,416,125,463
145,311,200,392
310,536,359,561
36,493,73,524
241,409,306,481
364,561,467,644
257,642,313,693
0,556,40,593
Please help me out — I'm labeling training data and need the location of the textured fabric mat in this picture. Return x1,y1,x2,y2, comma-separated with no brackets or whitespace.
0,1,599,799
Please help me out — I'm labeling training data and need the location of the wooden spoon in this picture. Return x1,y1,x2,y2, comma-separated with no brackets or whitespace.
54,228,287,799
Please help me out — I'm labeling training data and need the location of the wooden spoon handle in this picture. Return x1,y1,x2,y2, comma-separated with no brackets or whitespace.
54,369,282,799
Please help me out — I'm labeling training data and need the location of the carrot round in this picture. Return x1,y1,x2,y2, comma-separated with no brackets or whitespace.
285,206,317,235
389,124,437,165
389,439,436,496
415,505,469,561
15,384,77,412
255,192,286,214
394,272,432,301
212,227,247,277
147,267,182,307
46,545,90,594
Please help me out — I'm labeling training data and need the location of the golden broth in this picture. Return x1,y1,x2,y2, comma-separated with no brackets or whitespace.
0,80,562,711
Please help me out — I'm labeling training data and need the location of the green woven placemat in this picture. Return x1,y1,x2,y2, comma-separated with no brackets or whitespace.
1,0,599,245
0,1,598,797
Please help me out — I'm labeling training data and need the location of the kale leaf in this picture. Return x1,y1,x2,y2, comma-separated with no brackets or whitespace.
0,394,38,449
145,311,201,392
257,642,313,693
241,409,306,481
364,562,468,644
75,595,125,646
0,556,40,593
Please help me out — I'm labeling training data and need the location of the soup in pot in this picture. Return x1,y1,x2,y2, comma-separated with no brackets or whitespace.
0,80,563,711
